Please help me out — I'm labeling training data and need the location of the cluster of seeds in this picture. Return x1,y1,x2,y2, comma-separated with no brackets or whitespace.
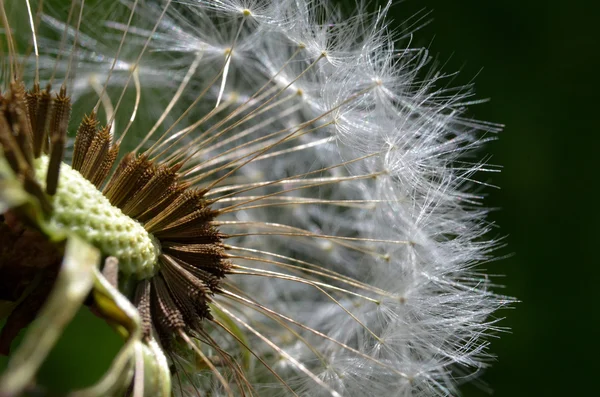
0,80,231,354
0,0,512,395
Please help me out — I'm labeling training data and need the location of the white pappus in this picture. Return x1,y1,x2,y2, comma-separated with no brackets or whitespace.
0,0,512,396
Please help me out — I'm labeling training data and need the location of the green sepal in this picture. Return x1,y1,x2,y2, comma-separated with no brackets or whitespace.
0,235,100,395
140,338,172,397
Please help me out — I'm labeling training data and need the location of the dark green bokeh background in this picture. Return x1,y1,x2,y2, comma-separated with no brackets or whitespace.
376,1,598,396
2,1,598,395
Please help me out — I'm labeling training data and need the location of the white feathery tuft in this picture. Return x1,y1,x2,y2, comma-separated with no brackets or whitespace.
9,0,512,395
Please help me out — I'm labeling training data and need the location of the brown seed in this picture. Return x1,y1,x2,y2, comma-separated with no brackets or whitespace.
80,125,112,183
144,189,207,233
45,87,72,195
103,154,152,208
72,113,100,171
92,143,120,188
32,86,52,158
122,162,180,218
134,279,153,340
151,276,186,333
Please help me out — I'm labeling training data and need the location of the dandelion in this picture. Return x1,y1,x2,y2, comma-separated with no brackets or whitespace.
0,0,511,396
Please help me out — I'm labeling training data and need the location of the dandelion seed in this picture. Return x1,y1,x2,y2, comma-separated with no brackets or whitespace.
0,1,511,396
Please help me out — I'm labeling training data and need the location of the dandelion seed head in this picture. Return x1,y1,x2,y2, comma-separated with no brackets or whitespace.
0,0,512,396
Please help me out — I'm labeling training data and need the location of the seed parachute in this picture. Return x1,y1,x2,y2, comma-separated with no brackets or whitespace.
0,1,511,396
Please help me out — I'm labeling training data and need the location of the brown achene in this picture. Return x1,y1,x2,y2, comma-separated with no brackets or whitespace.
0,79,233,360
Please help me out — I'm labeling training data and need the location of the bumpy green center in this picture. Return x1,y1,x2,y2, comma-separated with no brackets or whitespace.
34,155,161,279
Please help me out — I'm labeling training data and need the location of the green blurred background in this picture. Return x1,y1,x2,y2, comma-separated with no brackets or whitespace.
2,0,598,396
375,0,599,396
